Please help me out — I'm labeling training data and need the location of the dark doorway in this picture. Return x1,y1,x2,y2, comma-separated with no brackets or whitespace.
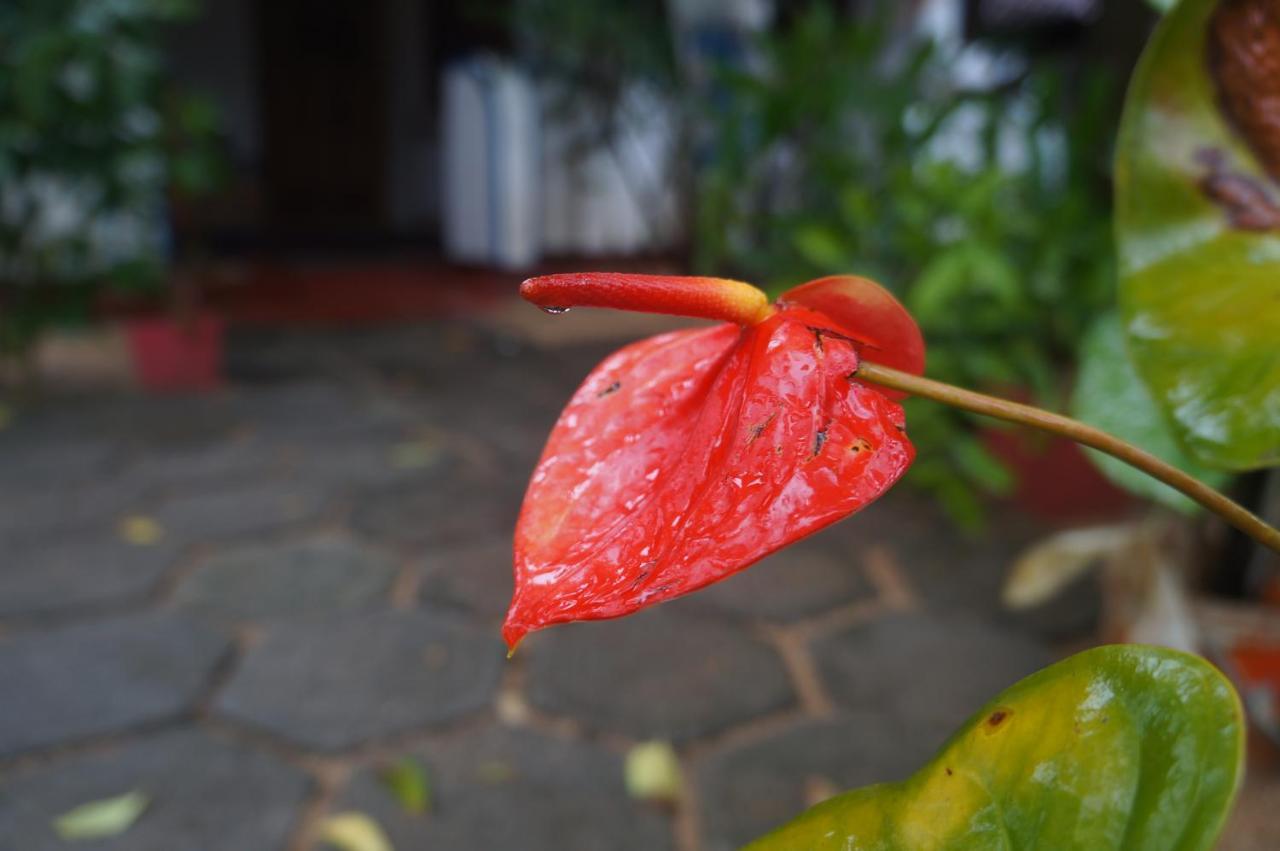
258,0,390,234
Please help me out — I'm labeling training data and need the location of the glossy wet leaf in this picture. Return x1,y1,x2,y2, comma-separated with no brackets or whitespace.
748,644,1244,851
1072,313,1228,512
53,790,149,840
505,307,913,647
1115,0,1280,470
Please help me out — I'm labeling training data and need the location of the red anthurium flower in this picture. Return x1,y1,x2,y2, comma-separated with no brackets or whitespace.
504,273,924,649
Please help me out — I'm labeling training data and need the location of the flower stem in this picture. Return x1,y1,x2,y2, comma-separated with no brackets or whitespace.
855,360,1280,553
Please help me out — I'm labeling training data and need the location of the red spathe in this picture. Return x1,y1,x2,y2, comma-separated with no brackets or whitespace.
505,304,914,648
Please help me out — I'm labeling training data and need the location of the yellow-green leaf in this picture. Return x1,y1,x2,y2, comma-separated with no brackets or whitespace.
747,645,1244,851
1115,0,1280,470
53,790,149,840
318,811,394,851
388,437,442,470
379,756,431,815
624,740,683,803
117,514,163,546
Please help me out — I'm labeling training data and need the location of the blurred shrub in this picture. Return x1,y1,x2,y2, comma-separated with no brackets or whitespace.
0,0,224,357
510,0,676,138
694,3,1117,527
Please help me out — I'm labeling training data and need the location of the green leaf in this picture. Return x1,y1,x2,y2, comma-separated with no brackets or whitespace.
950,437,1015,495
1114,0,1280,470
792,225,851,272
53,790,149,840
379,756,431,815
1072,313,1229,512
747,645,1244,851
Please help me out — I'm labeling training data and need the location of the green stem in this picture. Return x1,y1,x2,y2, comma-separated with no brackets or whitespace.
855,360,1280,554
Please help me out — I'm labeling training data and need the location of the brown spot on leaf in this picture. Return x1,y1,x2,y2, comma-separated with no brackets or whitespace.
1209,0,1280,182
945,766,954,777
983,707,1014,734
1197,147,1280,231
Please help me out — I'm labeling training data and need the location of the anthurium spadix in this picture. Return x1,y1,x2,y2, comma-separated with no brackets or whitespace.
504,274,925,649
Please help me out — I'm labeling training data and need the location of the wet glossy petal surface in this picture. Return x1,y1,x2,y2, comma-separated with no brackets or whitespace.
504,307,913,647
780,275,926,383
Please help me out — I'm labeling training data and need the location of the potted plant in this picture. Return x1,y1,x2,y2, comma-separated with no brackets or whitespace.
0,0,225,394
493,0,1279,843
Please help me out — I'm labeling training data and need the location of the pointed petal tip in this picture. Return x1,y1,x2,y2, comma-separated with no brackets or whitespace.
501,618,530,655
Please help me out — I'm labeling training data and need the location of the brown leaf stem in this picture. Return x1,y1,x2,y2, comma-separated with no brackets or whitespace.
855,360,1280,553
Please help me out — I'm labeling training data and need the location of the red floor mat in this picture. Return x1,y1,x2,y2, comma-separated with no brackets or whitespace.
210,261,517,326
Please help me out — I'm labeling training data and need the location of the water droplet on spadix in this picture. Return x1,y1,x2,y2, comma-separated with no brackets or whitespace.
540,306,571,315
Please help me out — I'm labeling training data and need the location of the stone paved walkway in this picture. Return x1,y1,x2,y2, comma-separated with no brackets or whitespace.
0,313,1267,849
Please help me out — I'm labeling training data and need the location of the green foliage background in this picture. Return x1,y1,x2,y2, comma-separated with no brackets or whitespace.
0,0,223,355
694,5,1118,526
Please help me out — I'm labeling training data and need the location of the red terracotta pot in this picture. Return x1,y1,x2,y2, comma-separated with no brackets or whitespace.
124,312,224,392
1229,638,1280,749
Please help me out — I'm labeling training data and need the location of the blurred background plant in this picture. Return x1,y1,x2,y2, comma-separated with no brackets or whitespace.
507,0,677,148
500,0,683,253
0,0,225,367
693,2,1118,528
